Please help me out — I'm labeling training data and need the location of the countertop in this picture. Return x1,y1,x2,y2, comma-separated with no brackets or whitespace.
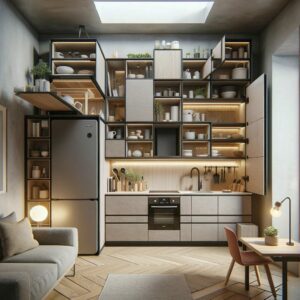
106,191,252,196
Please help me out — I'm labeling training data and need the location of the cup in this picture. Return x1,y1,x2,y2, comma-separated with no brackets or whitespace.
107,131,116,139
198,133,205,140
74,101,83,112
108,115,115,122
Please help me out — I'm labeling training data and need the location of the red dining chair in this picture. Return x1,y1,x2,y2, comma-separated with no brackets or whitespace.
224,227,276,297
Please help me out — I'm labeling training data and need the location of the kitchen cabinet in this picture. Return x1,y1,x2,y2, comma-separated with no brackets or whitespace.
105,140,125,158
126,79,153,122
218,196,252,215
192,196,218,215
106,195,148,215
246,74,266,195
218,223,236,241
106,224,148,241
180,196,191,215
180,224,192,241
149,230,180,241
154,50,182,79
192,224,218,241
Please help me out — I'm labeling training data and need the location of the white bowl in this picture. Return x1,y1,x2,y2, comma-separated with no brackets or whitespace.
232,67,247,80
136,74,145,79
128,74,136,79
62,95,74,105
56,66,74,74
183,150,193,157
221,91,237,99
132,150,143,157
185,131,196,140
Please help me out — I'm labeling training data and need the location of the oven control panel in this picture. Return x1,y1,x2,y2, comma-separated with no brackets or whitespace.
148,197,180,205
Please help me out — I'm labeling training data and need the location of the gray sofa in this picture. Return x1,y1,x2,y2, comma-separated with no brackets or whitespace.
0,227,78,300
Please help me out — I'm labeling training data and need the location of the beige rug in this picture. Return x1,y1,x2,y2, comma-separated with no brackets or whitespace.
99,274,193,300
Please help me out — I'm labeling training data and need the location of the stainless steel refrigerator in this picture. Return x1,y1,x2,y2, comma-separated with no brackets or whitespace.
51,118,99,255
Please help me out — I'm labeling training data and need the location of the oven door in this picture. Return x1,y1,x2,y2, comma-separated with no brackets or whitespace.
148,205,180,230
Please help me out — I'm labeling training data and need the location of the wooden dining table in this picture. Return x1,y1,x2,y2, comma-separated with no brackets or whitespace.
239,237,300,300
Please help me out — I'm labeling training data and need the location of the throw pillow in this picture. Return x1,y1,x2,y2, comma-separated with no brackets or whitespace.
0,217,39,258
0,212,17,259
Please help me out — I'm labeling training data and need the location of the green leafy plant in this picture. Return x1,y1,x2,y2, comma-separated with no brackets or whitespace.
195,87,206,96
127,53,152,59
31,60,51,79
154,101,164,121
264,226,278,237
125,170,141,183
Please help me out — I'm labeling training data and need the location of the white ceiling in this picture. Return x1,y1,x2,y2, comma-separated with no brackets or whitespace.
11,0,290,34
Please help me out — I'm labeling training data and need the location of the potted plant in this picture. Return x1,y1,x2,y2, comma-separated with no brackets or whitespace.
264,226,279,246
31,60,51,92
195,87,206,99
125,170,141,192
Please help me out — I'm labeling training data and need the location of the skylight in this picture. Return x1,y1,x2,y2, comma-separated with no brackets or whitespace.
94,1,214,24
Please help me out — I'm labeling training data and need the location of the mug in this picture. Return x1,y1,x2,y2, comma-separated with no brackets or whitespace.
198,133,205,140
107,131,116,139
74,101,83,112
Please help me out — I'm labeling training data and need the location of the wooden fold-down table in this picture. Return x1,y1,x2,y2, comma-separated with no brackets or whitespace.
239,237,300,300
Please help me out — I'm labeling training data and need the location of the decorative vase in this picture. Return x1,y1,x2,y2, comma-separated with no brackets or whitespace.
265,235,278,246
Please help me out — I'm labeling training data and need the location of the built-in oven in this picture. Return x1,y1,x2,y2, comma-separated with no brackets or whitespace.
148,197,180,230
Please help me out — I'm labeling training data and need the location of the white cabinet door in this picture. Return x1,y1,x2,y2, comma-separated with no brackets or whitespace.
96,43,106,94
126,79,153,122
149,230,180,241
211,36,225,71
218,223,236,241
106,224,148,241
219,196,252,215
154,50,182,79
180,196,191,215
181,224,192,241
192,224,218,241
106,196,148,215
246,74,266,195
192,196,218,215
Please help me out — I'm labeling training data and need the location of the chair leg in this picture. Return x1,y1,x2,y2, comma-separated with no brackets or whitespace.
264,264,276,298
254,265,261,286
225,259,235,286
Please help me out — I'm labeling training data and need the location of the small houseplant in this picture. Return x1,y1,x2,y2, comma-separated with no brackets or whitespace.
195,87,206,99
154,101,163,121
31,60,51,92
264,226,278,246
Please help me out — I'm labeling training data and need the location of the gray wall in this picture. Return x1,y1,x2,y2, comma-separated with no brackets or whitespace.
0,0,38,219
253,0,300,235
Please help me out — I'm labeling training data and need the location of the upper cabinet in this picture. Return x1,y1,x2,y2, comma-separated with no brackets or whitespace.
154,50,182,79
246,74,266,195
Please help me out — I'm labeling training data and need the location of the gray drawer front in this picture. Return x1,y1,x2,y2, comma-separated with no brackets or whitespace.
192,216,218,223
106,196,148,215
192,224,218,241
106,216,148,223
149,230,180,241
219,196,252,215
180,196,192,215
106,224,148,241
181,224,192,241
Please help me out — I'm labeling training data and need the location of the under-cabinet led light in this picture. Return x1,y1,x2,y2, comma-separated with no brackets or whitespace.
94,1,214,24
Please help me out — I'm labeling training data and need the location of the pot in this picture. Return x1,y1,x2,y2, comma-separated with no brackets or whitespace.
265,235,278,246
232,67,248,80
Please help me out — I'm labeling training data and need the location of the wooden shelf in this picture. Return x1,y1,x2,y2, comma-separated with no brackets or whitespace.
17,92,82,113
183,98,246,104
212,123,246,127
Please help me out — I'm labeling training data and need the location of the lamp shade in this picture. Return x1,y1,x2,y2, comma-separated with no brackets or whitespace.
270,206,282,217
30,205,48,222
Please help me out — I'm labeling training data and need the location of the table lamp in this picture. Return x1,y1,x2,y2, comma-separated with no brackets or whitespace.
270,196,294,246
30,205,48,226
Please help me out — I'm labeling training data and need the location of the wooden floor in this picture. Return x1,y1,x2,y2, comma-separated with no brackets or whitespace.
47,246,300,300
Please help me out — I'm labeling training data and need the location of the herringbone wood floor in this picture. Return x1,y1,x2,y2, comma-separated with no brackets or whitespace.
46,246,299,300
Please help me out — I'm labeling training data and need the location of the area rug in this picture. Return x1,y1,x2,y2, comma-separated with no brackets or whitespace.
99,274,193,300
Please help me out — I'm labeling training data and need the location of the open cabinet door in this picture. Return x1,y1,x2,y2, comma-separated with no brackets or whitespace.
246,74,266,195
212,36,225,71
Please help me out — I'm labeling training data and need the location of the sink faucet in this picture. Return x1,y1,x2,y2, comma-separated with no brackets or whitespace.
190,167,202,191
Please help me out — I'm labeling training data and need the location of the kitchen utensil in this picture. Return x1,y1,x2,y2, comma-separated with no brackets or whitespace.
107,131,116,139
184,131,196,140
213,167,220,184
56,66,74,74
112,168,120,181
232,67,247,79
132,150,143,157
199,169,202,190
221,91,237,98
170,106,179,121
223,167,226,183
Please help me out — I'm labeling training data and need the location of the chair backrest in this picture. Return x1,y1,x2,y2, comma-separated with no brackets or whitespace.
224,227,243,265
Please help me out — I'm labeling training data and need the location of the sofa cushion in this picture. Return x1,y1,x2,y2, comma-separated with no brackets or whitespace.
0,218,39,258
0,212,17,260
0,263,57,300
4,245,77,278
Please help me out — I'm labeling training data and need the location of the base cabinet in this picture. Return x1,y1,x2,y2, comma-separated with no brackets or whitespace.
192,224,218,241
180,224,192,241
106,224,148,241
218,223,236,241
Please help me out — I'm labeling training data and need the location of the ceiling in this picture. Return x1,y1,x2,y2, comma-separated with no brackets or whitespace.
11,0,290,35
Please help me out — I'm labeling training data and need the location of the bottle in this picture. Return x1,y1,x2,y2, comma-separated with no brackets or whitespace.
128,149,132,157
41,167,47,178
32,166,41,179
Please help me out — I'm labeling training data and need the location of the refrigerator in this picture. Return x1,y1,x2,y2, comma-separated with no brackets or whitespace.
51,118,99,255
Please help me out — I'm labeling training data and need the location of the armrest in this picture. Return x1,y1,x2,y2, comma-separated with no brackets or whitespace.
33,227,78,249
0,272,30,300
